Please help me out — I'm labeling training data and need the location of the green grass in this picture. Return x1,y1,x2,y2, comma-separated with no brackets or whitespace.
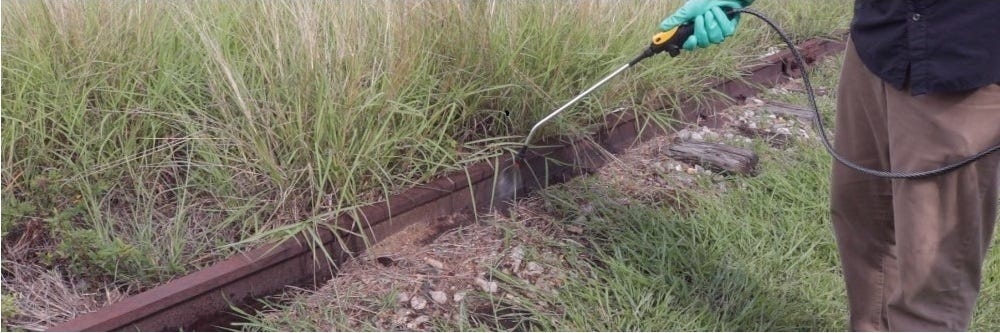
523,143,846,330
0,0,852,316
485,56,1000,331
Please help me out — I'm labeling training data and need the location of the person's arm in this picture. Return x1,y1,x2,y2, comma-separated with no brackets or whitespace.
659,0,752,51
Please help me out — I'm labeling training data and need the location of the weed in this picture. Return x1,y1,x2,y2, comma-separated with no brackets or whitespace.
45,228,154,284
1,293,19,331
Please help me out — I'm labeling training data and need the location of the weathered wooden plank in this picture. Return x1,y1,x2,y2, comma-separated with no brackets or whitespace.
664,141,759,176
761,101,816,123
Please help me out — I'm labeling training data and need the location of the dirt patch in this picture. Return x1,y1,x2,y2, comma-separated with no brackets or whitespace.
252,208,572,331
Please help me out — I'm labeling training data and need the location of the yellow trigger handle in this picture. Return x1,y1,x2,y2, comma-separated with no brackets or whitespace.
648,23,695,58
652,28,679,46
627,8,734,66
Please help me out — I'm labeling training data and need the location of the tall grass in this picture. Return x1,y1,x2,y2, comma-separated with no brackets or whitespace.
1,0,851,291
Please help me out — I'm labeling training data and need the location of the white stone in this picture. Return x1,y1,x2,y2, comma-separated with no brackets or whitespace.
525,262,544,276
423,257,445,270
430,290,448,304
677,129,692,140
407,315,431,329
409,295,428,310
510,246,525,270
393,309,412,326
475,277,499,293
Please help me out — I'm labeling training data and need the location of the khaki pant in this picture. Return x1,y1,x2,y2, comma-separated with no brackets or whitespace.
831,39,1000,331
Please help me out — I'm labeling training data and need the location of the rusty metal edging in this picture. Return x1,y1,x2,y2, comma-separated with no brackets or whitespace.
47,37,846,332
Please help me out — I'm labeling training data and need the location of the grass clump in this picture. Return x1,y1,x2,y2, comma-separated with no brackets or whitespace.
2,293,18,331
523,141,845,331
45,228,155,282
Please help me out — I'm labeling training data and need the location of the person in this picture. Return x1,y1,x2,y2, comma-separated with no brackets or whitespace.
660,0,1000,331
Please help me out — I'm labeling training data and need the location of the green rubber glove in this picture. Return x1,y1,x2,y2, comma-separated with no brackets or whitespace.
659,0,750,51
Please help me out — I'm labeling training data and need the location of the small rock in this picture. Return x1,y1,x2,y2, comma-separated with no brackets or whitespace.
510,246,525,270
392,309,412,326
453,291,468,302
776,127,792,135
652,162,667,174
375,256,395,266
410,295,428,310
566,225,584,234
429,290,448,304
475,277,499,293
407,315,431,330
424,257,445,270
677,129,692,140
690,132,704,141
396,292,411,303
524,262,544,276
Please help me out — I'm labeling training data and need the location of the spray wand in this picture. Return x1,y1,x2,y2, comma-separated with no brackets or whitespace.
516,17,701,162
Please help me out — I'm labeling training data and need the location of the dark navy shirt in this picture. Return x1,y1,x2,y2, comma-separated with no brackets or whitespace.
851,0,1000,95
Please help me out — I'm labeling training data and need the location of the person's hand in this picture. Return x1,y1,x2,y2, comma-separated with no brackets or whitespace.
659,0,749,51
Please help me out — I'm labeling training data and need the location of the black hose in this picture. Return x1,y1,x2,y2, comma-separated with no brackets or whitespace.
737,7,999,179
